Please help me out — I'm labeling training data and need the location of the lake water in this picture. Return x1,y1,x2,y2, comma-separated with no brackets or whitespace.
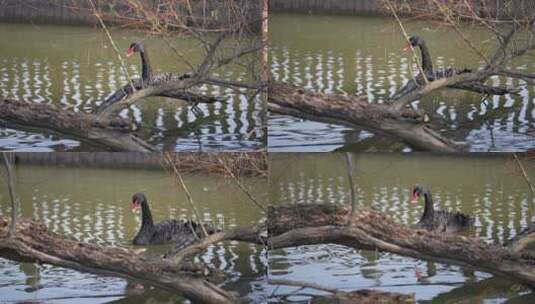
268,153,535,302
0,23,265,152
268,14,535,152
0,163,267,303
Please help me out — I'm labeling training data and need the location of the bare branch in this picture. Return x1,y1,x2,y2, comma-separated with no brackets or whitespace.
268,204,535,287
513,153,535,195
163,153,209,237
166,224,265,264
268,279,413,302
217,157,267,212
393,70,490,109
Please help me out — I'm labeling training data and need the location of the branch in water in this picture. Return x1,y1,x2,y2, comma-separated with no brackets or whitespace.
0,216,237,304
267,204,535,288
268,81,460,152
0,98,154,152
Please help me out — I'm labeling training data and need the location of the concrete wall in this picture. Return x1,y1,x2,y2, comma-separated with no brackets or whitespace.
269,0,384,15
0,0,261,28
268,0,535,18
0,0,96,25
14,153,164,170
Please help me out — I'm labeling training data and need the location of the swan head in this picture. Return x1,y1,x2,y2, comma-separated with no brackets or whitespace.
411,185,425,203
131,192,147,214
404,35,423,52
126,42,144,58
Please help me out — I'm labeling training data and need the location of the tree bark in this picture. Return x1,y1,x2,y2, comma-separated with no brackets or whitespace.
96,78,223,118
0,98,153,152
268,204,535,287
0,216,239,304
268,81,460,152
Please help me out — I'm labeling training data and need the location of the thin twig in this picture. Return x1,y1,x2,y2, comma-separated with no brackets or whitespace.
431,0,490,65
383,0,428,85
163,153,209,237
268,279,338,294
87,0,136,94
514,153,535,195
217,157,266,212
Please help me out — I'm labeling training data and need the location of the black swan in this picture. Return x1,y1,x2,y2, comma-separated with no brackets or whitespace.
125,42,191,85
411,185,473,233
126,42,153,83
404,35,473,80
97,42,195,112
404,35,435,79
131,192,215,246
391,35,512,100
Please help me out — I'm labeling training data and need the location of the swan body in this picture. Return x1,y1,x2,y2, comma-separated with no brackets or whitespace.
131,192,214,247
391,35,511,100
411,185,473,233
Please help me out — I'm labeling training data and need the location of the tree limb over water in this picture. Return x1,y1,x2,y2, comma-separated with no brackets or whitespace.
95,32,264,119
0,98,154,152
269,5,535,152
0,216,266,304
267,204,535,288
268,81,460,152
0,2,264,151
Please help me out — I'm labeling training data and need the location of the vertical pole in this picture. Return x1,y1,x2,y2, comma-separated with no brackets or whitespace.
2,152,18,237
345,153,357,223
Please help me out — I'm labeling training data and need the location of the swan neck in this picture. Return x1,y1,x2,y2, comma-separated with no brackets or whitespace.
421,190,434,220
417,41,433,74
140,199,154,229
140,49,152,81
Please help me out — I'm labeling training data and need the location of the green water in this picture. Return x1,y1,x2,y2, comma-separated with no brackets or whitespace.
0,23,265,151
268,153,535,303
268,14,535,152
0,164,267,303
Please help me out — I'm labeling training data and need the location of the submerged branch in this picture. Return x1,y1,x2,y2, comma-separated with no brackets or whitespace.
269,278,414,303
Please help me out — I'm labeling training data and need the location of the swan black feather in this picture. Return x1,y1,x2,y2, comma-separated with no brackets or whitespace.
411,185,473,233
131,192,215,247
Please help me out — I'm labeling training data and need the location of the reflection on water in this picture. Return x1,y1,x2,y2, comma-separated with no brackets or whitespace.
0,164,267,303
268,153,535,302
269,14,535,152
0,23,265,151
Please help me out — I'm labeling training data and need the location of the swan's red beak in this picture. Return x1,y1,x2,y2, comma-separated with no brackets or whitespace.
411,192,419,203
126,47,135,58
403,43,413,53
131,199,141,214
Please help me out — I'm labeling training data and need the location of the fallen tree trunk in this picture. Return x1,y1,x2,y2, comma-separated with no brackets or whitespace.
268,81,460,152
268,204,535,287
0,99,153,152
0,216,239,304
